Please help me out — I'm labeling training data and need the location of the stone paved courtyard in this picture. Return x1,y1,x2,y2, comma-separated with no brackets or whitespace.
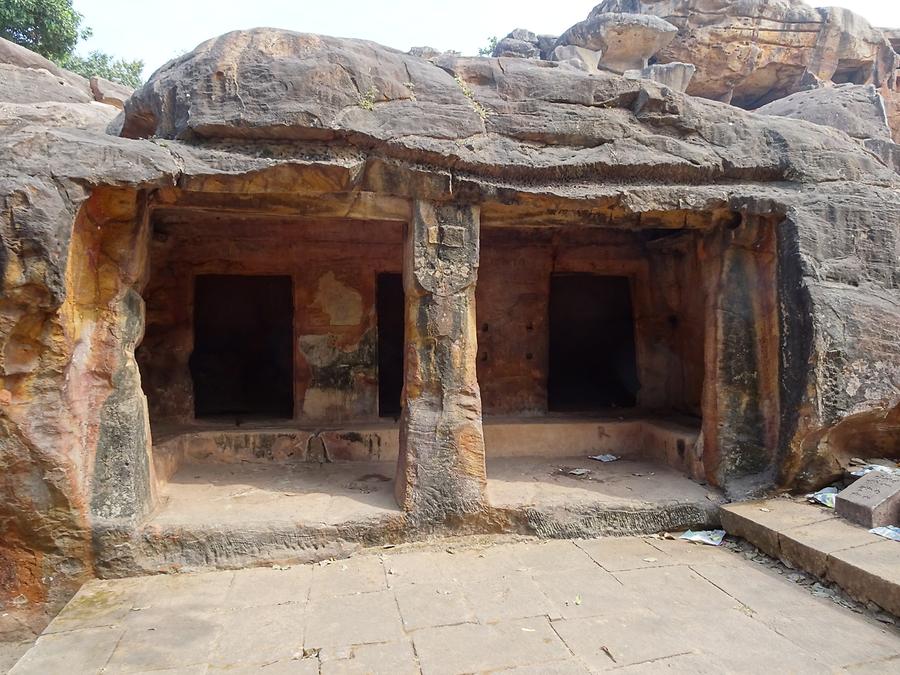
10,536,900,674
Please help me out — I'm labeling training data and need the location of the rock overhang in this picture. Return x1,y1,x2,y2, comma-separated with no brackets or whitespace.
115,28,897,191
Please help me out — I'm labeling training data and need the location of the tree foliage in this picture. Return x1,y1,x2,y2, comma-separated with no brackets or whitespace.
478,36,499,57
0,0,89,60
0,0,143,87
62,51,144,89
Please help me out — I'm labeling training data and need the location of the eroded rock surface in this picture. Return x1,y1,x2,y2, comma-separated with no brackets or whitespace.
624,61,696,92
0,26,898,614
557,12,677,73
589,0,900,137
756,84,892,141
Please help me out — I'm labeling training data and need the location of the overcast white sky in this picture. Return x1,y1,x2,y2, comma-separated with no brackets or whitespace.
73,1,900,78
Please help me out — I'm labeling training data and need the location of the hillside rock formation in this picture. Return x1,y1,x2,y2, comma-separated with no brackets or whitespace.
0,9,898,617
495,1,900,141
0,37,134,109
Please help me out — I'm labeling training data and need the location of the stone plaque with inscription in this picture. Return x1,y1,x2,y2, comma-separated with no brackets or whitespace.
835,471,900,528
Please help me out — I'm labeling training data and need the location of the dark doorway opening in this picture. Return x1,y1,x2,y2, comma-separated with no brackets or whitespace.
548,274,639,411
190,275,294,419
377,273,405,418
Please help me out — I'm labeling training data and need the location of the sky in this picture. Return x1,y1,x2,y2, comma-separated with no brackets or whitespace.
72,1,900,78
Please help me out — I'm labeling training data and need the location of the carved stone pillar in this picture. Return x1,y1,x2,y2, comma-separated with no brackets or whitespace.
395,201,486,521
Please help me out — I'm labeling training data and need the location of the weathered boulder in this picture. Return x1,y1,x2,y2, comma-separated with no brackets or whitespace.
624,62,695,92
492,29,557,60
493,37,540,59
0,37,92,96
591,1,900,138
408,46,443,59
865,138,900,174
0,62,93,104
557,12,677,73
882,28,900,53
90,76,133,109
549,45,603,73
0,38,126,124
0,100,120,133
756,84,892,141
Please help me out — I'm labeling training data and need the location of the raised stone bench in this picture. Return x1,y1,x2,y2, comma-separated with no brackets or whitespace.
720,500,900,616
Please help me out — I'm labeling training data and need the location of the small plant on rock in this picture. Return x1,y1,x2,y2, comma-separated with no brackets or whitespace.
455,75,489,120
358,85,379,111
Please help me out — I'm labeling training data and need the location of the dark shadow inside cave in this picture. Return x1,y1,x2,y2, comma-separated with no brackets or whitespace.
548,274,639,411
190,274,294,419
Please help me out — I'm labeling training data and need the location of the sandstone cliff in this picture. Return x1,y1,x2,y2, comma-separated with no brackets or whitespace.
0,16,898,614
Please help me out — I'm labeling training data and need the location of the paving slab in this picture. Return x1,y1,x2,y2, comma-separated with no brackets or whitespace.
688,607,824,674
42,577,144,634
642,535,743,567
9,626,123,675
105,614,223,672
309,555,387,600
304,589,404,649
530,566,625,620
576,536,678,571
320,639,419,674
552,608,692,670
507,539,598,573
459,572,556,623
10,536,900,674
494,660,590,674
612,564,739,613
412,617,570,675
393,582,475,631
225,563,312,608
209,659,319,674
210,603,306,668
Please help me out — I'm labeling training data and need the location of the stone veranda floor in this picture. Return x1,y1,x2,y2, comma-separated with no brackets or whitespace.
10,536,900,674
147,456,718,530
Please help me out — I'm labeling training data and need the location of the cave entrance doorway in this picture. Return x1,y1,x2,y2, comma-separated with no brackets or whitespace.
548,274,639,411
377,272,405,419
190,274,294,420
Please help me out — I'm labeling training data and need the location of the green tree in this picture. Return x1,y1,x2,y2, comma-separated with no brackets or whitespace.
0,0,143,87
0,0,90,61
478,36,498,57
62,51,144,89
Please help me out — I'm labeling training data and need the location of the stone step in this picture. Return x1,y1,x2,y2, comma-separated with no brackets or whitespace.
93,458,720,579
720,499,900,616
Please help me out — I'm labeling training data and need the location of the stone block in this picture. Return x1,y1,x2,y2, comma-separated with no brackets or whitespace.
719,499,831,558
835,471,900,528
827,540,900,615
778,517,879,577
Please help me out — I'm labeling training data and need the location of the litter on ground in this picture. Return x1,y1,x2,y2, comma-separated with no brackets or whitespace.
870,526,900,542
589,454,619,463
680,530,726,546
807,486,838,508
851,464,900,478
